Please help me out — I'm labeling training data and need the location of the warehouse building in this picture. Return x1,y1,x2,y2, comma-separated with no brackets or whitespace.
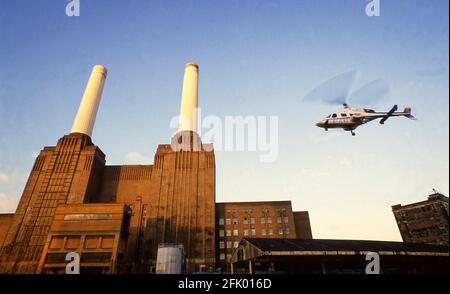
230,238,449,274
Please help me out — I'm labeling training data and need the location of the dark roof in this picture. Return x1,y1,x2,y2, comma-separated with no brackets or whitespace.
242,238,449,253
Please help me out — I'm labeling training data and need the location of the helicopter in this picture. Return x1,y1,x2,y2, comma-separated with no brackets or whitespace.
304,70,417,136
315,103,416,136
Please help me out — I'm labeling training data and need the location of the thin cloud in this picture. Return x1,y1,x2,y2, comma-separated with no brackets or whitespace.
0,172,9,182
415,66,447,77
125,152,151,164
300,168,331,179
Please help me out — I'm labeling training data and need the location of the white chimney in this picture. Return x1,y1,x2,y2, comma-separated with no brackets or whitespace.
178,63,199,133
70,65,107,137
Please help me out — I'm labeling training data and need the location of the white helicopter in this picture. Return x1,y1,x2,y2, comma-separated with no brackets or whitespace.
315,103,416,136
304,70,417,136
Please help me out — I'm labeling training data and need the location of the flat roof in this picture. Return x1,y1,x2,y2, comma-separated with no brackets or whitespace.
242,238,449,254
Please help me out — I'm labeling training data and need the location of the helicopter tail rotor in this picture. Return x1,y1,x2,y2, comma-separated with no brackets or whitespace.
403,104,417,120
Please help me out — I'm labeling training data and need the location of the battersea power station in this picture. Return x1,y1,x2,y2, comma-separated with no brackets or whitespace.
0,63,313,274
0,63,216,274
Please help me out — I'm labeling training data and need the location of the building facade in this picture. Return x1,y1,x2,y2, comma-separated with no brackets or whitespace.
293,211,313,239
215,201,312,272
392,192,449,245
36,203,131,274
0,214,14,250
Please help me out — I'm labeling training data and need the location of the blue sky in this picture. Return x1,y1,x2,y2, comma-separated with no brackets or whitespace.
0,0,448,241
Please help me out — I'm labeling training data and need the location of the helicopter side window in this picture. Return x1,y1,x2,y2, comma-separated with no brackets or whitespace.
341,113,347,117
332,114,337,118
326,114,331,118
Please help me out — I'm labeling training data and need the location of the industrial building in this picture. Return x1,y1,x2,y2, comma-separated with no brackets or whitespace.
215,201,312,271
0,64,216,273
0,63,313,274
230,238,449,274
392,192,449,245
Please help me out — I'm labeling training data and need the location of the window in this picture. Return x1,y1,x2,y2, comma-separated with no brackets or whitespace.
261,229,267,236
219,241,225,249
341,113,347,117
226,230,232,237
332,113,337,118
260,217,266,224
250,218,255,224
243,218,249,225
268,229,273,235
283,216,289,223
233,229,239,236
219,218,224,226
278,228,284,235
244,229,249,236
233,219,239,225
219,230,225,237
251,229,256,236
227,241,232,248
65,236,81,249
220,253,225,260
277,217,282,224
267,217,272,224
234,241,239,248
49,236,64,249
285,228,290,235
226,219,231,225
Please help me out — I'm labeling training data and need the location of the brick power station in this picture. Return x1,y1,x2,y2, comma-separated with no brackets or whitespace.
0,64,217,273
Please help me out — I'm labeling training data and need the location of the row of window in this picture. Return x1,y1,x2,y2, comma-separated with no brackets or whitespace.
218,228,290,237
225,208,288,214
219,253,232,261
219,241,240,250
219,216,289,226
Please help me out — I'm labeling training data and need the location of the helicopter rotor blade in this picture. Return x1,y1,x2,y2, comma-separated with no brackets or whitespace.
348,78,390,107
303,70,359,106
